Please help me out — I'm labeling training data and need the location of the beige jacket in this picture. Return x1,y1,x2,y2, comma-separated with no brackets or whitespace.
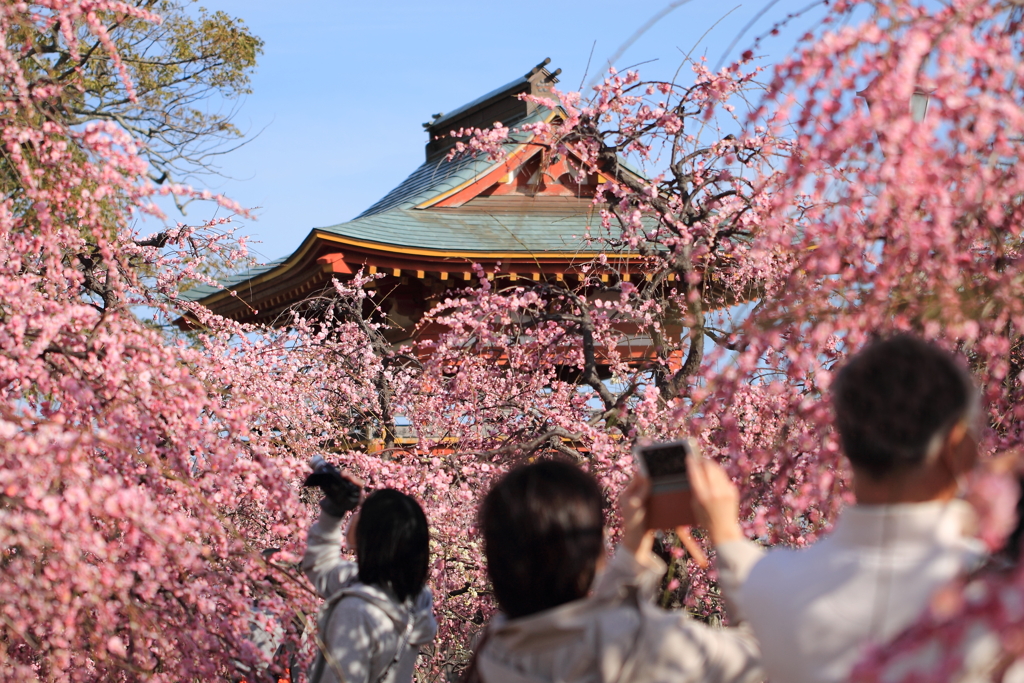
476,547,763,683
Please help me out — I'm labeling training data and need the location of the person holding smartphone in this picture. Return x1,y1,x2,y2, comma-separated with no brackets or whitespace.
687,335,988,683
465,458,762,683
302,458,437,683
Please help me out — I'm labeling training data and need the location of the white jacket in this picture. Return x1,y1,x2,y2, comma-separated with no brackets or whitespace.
716,500,987,683
475,547,763,683
303,512,438,683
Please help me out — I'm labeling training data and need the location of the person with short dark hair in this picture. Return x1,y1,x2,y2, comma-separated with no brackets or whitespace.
469,458,763,683
691,335,986,683
303,460,436,683
831,334,977,481
479,459,606,620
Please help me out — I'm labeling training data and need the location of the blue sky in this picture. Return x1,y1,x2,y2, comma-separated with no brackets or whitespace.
165,0,827,265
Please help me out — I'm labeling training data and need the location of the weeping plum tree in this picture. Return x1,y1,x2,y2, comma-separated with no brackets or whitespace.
0,2,389,680
5,0,264,202
395,55,801,627
758,0,1024,678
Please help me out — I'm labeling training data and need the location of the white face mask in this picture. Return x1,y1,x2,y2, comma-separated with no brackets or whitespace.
346,510,361,552
924,387,982,468
931,417,981,498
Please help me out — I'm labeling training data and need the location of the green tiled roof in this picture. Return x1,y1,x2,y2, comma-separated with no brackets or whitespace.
354,152,488,219
322,208,606,254
356,108,549,219
179,206,613,302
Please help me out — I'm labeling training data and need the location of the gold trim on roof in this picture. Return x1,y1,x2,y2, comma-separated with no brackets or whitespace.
194,230,631,308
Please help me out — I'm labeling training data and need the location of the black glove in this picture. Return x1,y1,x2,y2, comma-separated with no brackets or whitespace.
303,456,362,517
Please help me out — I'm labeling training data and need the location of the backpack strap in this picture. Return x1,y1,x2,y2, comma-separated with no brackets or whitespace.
312,587,415,683
307,588,350,683
373,611,415,683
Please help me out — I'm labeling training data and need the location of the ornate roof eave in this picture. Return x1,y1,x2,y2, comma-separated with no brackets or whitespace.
177,228,649,327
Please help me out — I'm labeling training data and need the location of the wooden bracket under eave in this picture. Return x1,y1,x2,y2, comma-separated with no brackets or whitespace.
317,253,353,274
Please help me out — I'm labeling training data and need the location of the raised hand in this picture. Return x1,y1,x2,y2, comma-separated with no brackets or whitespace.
686,454,744,546
618,474,655,562
304,456,364,517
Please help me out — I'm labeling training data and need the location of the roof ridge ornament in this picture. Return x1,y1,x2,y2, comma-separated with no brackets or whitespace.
526,58,551,78
422,113,445,130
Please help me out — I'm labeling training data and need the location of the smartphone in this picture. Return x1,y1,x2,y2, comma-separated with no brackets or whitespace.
634,438,697,529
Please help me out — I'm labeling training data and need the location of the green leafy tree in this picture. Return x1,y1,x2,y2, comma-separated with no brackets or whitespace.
9,0,263,209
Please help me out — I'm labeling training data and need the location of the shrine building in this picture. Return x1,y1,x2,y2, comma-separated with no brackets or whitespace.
186,59,653,345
